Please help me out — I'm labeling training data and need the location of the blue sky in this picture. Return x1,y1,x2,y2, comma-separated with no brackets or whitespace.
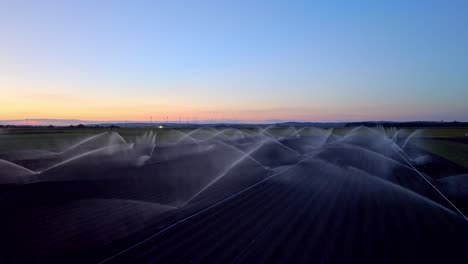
1,0,468,122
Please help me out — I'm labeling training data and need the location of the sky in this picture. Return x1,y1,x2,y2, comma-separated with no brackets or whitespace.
1,0,468,124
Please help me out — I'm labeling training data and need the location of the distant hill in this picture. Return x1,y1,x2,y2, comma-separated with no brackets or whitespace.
341,121,468,128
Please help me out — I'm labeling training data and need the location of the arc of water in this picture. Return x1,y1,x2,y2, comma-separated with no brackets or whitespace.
3,130,156,181
147,133,158,158
293,126,329,137
60,132,110,153
197,128,232,143
303,127,361,158
40,145,123,173
180,138,269,207
306,127,329,137
182,128,218,142
402,129,424,149
334,143,414,171
356,126,383,137
294,128,333,151
290,127,307,137
175,127,258,146
392,145,467,220
291,126,298,136
257,125,276,136
135,131,155,144
170,129,200,144
0,159,38,174
392,129,403,143
312,126,356,148
321,128,334,146
259,130,301,155
282,126,298,137
388,127,398,141
213,139,267,168
97,126,362,264
110,131,129,145
391,142,413,162
172,128,229,145
183,126,359,208
344,125,366,138
225,128,250,140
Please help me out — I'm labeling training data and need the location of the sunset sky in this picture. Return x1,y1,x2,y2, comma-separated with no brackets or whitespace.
1,1,468,124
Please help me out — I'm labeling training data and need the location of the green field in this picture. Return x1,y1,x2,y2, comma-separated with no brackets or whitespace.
1,127,467,169
412,139,468,169
0,127,262,152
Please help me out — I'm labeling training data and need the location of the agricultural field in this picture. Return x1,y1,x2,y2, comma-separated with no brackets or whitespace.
2,126,467,166
0,126,467,263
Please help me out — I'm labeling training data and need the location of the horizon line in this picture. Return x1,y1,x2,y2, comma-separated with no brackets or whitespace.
1,118,467,127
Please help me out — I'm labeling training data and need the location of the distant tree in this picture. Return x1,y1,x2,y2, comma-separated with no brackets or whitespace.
47,125,54,128
109,125,120,129
76,124,86,128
